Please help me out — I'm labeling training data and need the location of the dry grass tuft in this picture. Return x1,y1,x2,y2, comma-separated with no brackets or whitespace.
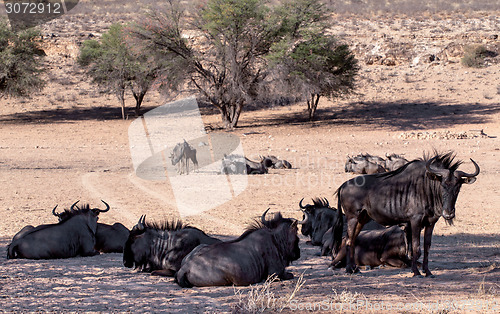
233,272,306,313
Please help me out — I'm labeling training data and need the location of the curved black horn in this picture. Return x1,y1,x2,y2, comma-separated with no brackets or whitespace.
98,200,110,212
136,215,145,230
261,208,270,224
426,156,449,177
324,198,330,208
70,200,80,211
52,205,59,217
299,198,306,209
455,158,480,178
298,210,309,225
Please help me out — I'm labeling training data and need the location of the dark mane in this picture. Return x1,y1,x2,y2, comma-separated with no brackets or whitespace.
387,153,405,159
142,220,188,231
232,211,292,242
423,151,462,172
57,204,94,223
311,197,330,209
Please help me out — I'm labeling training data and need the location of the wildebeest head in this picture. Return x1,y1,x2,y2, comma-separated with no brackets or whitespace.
298,198,338,245
52,200,110,223
425,152,479,222
170,142,184,166
385,153,409,171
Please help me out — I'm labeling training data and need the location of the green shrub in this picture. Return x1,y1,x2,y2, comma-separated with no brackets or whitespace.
461,45,489,68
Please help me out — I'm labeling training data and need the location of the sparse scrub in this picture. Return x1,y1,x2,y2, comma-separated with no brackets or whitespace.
461,45,490,68
233,273,306,313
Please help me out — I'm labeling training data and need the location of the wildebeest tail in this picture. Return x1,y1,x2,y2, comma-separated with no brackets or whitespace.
174,270,193,288
332,183,345,255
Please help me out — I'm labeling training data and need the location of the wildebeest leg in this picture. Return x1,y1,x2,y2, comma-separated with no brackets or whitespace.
410,220,422,277
151,269,175,277
423,223,435,277
278,271,294,280
330,238,347,268
345,217,364,274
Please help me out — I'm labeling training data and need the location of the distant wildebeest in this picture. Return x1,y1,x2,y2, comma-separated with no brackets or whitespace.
174,209,304,287
261,155,292,169
329,225,411,269
220,154,268,175
123,215,221,276
332,151,479,277
385,153,409,171
345,155,386,174
53,200,130,253
7,201,110,259
170,140,198,175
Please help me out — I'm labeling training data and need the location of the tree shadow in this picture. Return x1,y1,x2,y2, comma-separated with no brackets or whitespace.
0,105,159,124
240,100,500,131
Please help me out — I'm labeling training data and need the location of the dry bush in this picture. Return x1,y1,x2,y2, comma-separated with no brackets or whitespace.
461,45,490,68
233,273,306,313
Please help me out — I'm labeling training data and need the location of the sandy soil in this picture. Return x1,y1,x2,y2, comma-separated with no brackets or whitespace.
1,5,499,313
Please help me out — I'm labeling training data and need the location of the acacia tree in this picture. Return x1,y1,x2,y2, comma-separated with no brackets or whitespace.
268,0,359,120
0,20,45,99
134,0,358,128
78,23,160,119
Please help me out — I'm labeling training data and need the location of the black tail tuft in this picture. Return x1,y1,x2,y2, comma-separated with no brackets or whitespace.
332,184,345,255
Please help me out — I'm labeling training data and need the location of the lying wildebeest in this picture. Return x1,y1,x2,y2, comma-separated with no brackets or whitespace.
332,151,479,277
299,198,338,247
54,201,129,253
329,225,411,268
123,215,221,276
261,155,292,169
385,153,409,171
174,210,304,287
220,154,267,175
7,201,110,259
170,140,198,175
345,156,386,174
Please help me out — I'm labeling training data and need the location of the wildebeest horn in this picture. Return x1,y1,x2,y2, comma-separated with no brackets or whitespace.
261,208,270,223
426,156,449,177
297,211,309,225
324,198,329,208
455,158,480,178
98,200,110,212
136,215,146,230
70,200,80,211
52,205,60,217
299,198,306,209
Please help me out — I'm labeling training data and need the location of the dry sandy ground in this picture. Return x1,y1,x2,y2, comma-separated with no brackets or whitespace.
1,5,500,313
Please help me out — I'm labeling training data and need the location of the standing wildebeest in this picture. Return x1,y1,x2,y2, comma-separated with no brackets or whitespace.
174,210,304,287
7,201,110,259
170,140,198,175
332,152,479,277
385,153,409,171
54,200,130,253
123,215,221,276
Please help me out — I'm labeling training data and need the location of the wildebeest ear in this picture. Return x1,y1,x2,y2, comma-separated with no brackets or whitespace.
462,177,476,184
426,172,442,181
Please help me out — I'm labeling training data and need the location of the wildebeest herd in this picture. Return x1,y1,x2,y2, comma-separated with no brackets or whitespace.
6,151,479,286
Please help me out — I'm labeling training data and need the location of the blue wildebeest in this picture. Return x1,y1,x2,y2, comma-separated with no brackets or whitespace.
170,140,198,175
7,201,110,259
298,198,338,248
329,225,411,269
174,210,304,287
261,155,292,169
123,215,221,276
345,155,386,174
385,153,409,171
53,200,130,253
220,154,268,175
332,152,479,277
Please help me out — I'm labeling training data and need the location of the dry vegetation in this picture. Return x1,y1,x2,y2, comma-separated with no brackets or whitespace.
0,0,499,313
